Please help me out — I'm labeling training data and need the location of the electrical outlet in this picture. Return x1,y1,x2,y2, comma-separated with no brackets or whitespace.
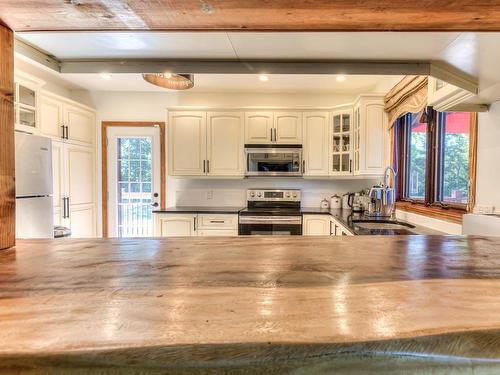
207,190,213,200
474,205,495,214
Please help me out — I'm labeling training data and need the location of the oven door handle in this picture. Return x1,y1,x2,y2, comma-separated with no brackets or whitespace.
239,216,302,225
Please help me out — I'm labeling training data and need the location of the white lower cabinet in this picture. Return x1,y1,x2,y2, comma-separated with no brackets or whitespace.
154,214,197,237
303,215,353,236
330,217,354,236
303,215,332,235
154,213,238,237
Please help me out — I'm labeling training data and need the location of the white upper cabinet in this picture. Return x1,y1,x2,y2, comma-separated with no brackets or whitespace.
244,112,273,144
168,111,207,176
207,112,244,176
14,72,44,135
39,94,64,139
302,112,330,176
274,111,302,144
64,102,95,146
330,109,353,176
38,91,96,146
244,111,302,144
353,95,388,176
168,110,244,177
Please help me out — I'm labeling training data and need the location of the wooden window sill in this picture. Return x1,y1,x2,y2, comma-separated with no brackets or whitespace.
396,201,464,224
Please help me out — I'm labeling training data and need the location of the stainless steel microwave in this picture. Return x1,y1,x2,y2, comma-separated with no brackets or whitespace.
245,145,302,177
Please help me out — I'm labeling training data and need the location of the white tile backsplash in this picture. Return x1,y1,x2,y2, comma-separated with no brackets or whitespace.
176,189,246,207
173,178,379,208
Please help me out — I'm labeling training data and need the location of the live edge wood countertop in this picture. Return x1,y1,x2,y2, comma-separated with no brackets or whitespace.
2,236,500,374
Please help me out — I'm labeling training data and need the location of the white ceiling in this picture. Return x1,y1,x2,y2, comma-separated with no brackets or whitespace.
16,31,500,102
19,31,461,60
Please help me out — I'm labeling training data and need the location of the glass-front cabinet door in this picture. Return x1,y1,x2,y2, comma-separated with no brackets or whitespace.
330,110,353,175
14,73,43,134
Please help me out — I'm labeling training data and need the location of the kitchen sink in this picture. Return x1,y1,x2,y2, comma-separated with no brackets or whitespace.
351,219,418,235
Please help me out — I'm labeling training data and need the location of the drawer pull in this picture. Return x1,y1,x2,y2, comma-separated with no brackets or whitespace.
210,220,225,223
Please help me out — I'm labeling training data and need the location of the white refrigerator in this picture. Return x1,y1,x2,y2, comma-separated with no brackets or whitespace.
15,132,54,238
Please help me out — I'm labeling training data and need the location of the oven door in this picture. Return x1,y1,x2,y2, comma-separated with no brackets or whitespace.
245,147,302,176
239,216,302,235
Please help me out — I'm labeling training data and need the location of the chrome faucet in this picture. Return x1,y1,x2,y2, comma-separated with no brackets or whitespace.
368,166,397,217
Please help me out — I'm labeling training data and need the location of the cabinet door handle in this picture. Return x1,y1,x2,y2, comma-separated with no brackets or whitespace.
273,128,277,142
61,125,65,139
66,197,70,218
302,160,305,174
210,220,225,224
65,125,69,140
329,221,333,235
207,160,210,174
62,197,67,219
270,128,273,142
193,217,197,232
203,160,206,173
334,224,338,236
349,159,352,173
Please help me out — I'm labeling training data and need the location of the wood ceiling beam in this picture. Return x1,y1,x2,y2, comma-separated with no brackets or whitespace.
1,1,500,32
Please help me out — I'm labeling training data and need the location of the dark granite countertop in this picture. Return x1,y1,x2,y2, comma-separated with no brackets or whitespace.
301,207,443,235
153,206,244,214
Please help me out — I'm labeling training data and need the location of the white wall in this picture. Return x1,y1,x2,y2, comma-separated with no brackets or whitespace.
476,101,500,213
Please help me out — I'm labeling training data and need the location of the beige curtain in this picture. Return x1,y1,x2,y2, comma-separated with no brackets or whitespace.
384,75,428,128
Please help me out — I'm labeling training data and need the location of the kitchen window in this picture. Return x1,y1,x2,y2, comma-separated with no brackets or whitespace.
393,108,477,222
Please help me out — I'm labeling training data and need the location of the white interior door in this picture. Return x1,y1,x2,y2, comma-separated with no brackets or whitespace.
107,126,161,237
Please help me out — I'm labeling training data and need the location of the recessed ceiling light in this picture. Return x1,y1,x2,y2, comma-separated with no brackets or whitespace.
100,73,112,80
336,75,346,82
259,75,269,82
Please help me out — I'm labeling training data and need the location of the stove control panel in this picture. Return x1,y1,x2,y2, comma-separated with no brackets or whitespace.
247,189,301,202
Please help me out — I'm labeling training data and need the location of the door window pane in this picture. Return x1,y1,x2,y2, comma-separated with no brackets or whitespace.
117,137,153,237
439,112,470,204
407,113,427,199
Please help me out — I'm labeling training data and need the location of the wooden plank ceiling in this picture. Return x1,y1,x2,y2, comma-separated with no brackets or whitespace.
1,0,500,32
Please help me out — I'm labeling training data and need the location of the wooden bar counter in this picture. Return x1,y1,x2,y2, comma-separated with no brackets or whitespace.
2,236,500,374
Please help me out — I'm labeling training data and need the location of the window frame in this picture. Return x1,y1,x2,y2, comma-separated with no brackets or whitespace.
394,108,477,223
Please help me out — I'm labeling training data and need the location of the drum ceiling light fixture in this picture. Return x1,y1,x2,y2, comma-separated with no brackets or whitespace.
142,73,194,90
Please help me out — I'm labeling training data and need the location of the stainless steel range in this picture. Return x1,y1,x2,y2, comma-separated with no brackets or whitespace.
238,189,302,235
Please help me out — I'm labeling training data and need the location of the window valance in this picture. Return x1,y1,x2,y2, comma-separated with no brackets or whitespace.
384,75,428,128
